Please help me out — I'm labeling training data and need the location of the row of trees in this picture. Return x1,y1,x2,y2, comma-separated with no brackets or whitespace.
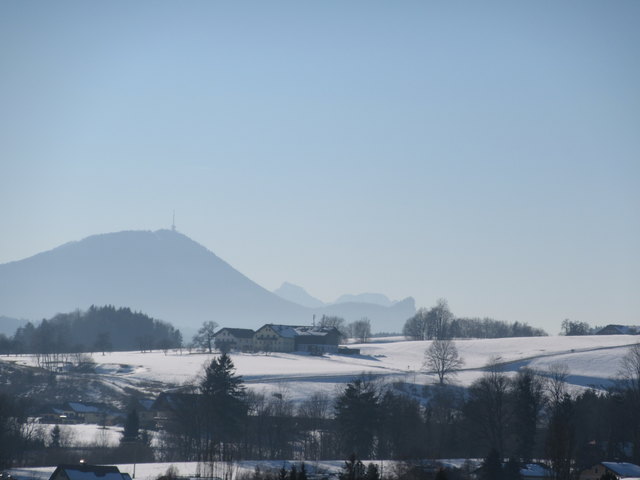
157,344,640,471
403,299,547,341
0,305,183,358
2,343,639,474
315,316,372,343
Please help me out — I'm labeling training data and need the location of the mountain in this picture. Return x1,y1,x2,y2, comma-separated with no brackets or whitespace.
0,230,415,334
333,292,397,307
0,230,307,333
273,282,325,308
314,297,415,331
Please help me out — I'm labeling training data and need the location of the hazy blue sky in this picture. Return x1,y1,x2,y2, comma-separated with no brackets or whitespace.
1,1,639,333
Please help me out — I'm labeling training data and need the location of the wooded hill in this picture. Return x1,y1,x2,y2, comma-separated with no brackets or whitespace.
1,305,182,354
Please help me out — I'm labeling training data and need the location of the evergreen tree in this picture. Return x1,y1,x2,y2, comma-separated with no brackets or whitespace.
503,459,522,480
298,464,308,480
364,463,380,480
278,465,288,480
511,369,545,461
434,469,448,480
50,424,61,448
480,448,503,480
289,464,298,480
122,408,140,443
199,353,247,460
339,454,366,480
335,378,380,458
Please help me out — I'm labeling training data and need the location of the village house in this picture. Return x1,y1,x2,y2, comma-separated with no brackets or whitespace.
49,464,132,480
134,398,156,428
151,391,201,429
213,327,255,352
579,462,640,480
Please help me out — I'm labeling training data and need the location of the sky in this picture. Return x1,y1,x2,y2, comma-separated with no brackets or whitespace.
1,1,639,333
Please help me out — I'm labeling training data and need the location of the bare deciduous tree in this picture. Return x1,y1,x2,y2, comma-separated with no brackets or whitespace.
192,321,219,353
546,362,569,407
618,342,640,393
350,318,372,343
423,339,464,385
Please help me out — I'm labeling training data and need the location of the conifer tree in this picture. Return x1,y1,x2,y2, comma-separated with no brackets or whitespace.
50,424,61,448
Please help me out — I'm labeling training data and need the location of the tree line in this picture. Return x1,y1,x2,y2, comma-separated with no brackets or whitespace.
0,305,183,358
403,299,547,340
158,346,640,476
2,343,639,477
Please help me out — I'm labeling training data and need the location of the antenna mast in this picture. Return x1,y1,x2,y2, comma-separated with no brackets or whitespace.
171,211,176,231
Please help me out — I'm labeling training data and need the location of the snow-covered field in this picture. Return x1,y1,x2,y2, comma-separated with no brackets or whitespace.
2,336,638,480
7,459,474,480
2,335,638,403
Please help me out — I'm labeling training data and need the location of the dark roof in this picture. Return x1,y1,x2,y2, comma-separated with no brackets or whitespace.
257,324,339,339
67,402,100,414
152,392,201,411
601,462,640,477
215,328,255,339
597,325,640,335
50,465,128,480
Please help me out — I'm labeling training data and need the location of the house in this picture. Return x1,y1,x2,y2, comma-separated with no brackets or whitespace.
37,405,76,424
580,462,640,480
597,325,640,335
294,326,341,354
520,464,555,480
254,324,299,352
67,402,103,424
134,398,156,428
49,465,131,480
213,328,255,352
253,324,341,353
151,391,201,428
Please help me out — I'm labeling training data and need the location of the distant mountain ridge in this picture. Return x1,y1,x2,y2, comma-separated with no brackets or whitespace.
273,282,403,309
334,292,398,307
273,282,326,308
0,230,415,333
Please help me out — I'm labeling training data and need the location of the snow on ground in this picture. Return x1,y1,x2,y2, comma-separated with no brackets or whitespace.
7,459,470,480
40,423,123,447
1,335,638,402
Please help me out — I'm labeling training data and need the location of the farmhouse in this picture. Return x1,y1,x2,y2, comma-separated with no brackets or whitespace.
579,462,640,480
254,324,298,352
213,327,255,352
253,324,340,353
596,325,640,335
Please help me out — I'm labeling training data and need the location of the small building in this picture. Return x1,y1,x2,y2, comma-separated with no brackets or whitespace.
580,462,640,480
213,328,255,352
66,402,105,424
37,405,76,424
151,391,201,428
134,398,156,428
294,326,341,354
597,325,640,335
49,465,131,480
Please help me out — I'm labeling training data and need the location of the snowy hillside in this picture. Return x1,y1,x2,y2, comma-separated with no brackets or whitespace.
2,335,637,403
